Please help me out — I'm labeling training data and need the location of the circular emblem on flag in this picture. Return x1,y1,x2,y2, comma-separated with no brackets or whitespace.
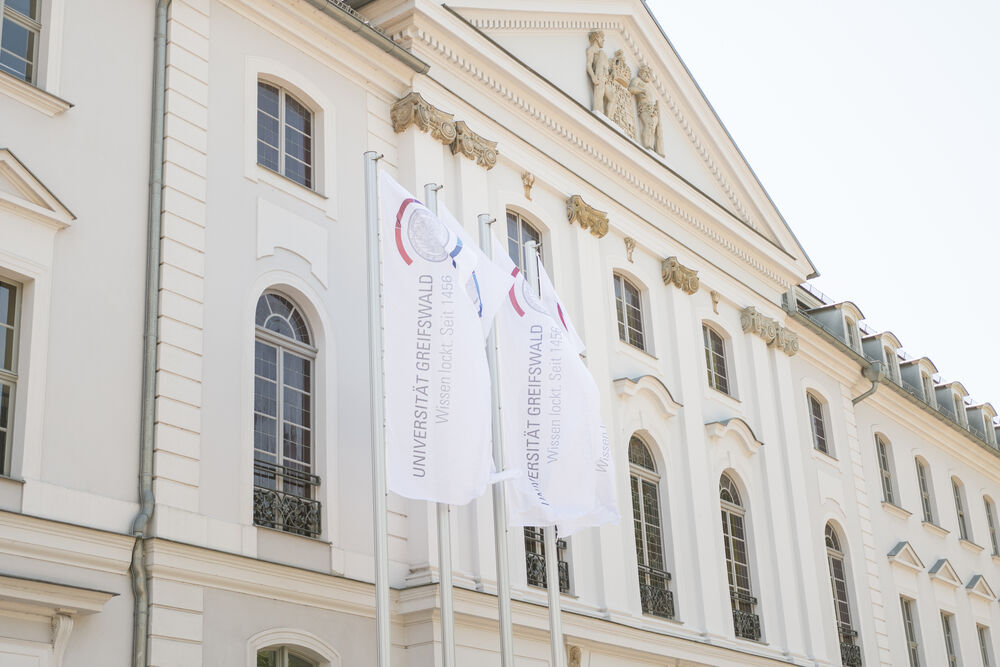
407,208,451,262
520,277,547,314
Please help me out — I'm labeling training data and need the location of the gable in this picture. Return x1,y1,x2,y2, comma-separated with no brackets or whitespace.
966,574,996,601
929,558,963,589
0,149,75,229
887,541,923,571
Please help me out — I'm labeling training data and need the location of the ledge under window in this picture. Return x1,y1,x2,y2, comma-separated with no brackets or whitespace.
960,538,985,554
922,521,950,537
0,71,72,116
811,447,839,467
881,502,912,520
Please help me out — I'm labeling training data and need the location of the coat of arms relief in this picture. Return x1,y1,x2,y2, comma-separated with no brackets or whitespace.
586,30,665,156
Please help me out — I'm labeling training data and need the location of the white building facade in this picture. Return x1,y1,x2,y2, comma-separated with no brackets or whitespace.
1,1,999,666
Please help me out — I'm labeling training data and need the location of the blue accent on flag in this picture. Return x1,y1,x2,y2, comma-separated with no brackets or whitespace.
472,272,483,317
450,238,463,268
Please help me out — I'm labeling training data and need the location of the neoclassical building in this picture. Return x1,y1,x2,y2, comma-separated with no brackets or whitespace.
1,0,998,666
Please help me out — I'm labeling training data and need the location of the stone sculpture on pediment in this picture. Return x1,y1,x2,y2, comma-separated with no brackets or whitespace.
586,30,613,116
629,65,665,156
607,49,638,140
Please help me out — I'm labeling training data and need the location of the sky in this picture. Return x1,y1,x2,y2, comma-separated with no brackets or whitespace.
646,0,1000,406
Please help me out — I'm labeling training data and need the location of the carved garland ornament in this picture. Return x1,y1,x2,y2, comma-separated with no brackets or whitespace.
740,306,799,356
566,194,609,238
661,256,698,294
390,92,498,170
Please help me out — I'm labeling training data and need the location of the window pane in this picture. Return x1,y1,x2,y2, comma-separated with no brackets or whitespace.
257,82,280,117
6,0,39,20
0,18,35,82
0,281,14,328
288,653,315,667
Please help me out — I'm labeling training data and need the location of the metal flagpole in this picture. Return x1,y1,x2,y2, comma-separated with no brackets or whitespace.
524,240,565,667
479,213,515,667
364,151,392,667
424,184,456,667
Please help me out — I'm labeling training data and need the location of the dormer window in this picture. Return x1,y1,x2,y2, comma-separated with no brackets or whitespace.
845,318,859,352
883,347,898,382
954,395,967,427
921,373,935,406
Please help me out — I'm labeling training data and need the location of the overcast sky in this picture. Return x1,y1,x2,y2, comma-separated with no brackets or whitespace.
646,0,1000,406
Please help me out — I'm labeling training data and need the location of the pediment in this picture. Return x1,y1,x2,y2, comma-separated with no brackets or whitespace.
0,148,75,229
929,558,963,589
966,574,996,601
613,375,682,418
705,417,762,455
444,2,815,278
887,541,924,572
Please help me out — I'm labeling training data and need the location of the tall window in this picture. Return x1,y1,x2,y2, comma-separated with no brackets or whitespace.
985,497,999,556
257,647,317,667
523,526,569,593
0,279,18,476
506,211,542,273
884,347,898,382
940,611,959,667
900,597,921,667
807,393,829,454
720,474,760,641
955,395,968,426
845,317,859,351
921,373,936,406
952,478,970,541
915,458,935,524
826,524,862,667
979,625,993,667
253,292,321,537
875,435,895,504
613,274,645,350
0,0,40,83
629,436,673,619
704,325,730,395
257,81,314,189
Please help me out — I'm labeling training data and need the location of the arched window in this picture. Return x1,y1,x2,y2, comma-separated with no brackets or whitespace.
875,434,895,504
257,646,318,667
952,477,971,541
613,274,645,350
629,436,673,619
505,210,542,273
826,524,862,666
720,473,760,641
253,292,321,538
985,496,999,556
915,458,935,524
807,393,829,454
704,325,731,395
257,81,314,188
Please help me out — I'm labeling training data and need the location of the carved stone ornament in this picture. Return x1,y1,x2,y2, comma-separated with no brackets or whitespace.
740,306,798,356
566,194,609,238
521,171,535,200
451,120,499,170
624,236,636,262
661,256,699,294
710,290,721,314
629,65,664,155
390,92,457,145
607,49,638,139
568,645,582,667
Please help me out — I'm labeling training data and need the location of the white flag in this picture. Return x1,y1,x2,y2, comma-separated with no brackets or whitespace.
538,262,586,356
497,259,603,527
380,173,511,505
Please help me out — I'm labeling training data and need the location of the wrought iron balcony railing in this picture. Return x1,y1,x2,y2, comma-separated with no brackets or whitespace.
253,460,321,538
838,625,863,666
525,551,570,593
730,591,761,641
637,564,674,619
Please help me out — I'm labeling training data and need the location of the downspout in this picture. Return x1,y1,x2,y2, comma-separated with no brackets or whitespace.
853,362,884,405
131,1,169,665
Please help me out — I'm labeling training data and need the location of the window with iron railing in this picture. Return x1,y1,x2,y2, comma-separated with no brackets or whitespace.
721,474,760,641
524,526,569,593
826,524,862,666
629,436,674,620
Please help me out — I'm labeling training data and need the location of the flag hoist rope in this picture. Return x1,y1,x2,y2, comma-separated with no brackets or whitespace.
479,214,515,667
525,239,566,667
364,151,392,667
424,184,456,667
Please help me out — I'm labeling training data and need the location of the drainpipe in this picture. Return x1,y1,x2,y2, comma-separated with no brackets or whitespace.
131,1,169,665
852,362,884,405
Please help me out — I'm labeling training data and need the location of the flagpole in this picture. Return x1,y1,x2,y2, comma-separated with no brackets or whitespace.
424,183,456,667
364,151,392,667
479,213,515,667
525,240,565,667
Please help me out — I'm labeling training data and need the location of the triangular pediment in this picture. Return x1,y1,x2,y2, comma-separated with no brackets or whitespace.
443,1,815,279
0,149,74,229
966,574,996,601
887,541,923,571
929,558,963,588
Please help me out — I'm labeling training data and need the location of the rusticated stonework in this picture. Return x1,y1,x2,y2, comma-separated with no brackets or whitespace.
390,92,456,144
740,306,798,356
661,256,699,294
566,195,609,238
451,120,499,170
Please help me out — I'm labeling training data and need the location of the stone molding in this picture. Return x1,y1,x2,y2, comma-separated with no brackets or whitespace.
451,120,499,170
740,306,799,356
390,91,457,144
661,256,698,294
566,194,608,238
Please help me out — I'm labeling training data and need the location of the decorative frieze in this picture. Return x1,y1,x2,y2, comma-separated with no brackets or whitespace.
624,236,636,262
661,256,699,294
521,171,535,199
390,92,457,144
740,306,799,356
451,120,499,170
565,194,609,238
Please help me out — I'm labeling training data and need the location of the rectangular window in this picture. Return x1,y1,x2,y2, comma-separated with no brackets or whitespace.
916,461,934,524
922,373,936,406
941,611,959,667
703,325,731,395
901,597,921,667
986,500,1000,556
953,480,969,541
979,625,993,667
0,0,41,83
0,279,19,476
524,527,569,594
808,395,828,454
257,81,313,189
613,275,645,350
876,436,894,504
845,318,858,351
